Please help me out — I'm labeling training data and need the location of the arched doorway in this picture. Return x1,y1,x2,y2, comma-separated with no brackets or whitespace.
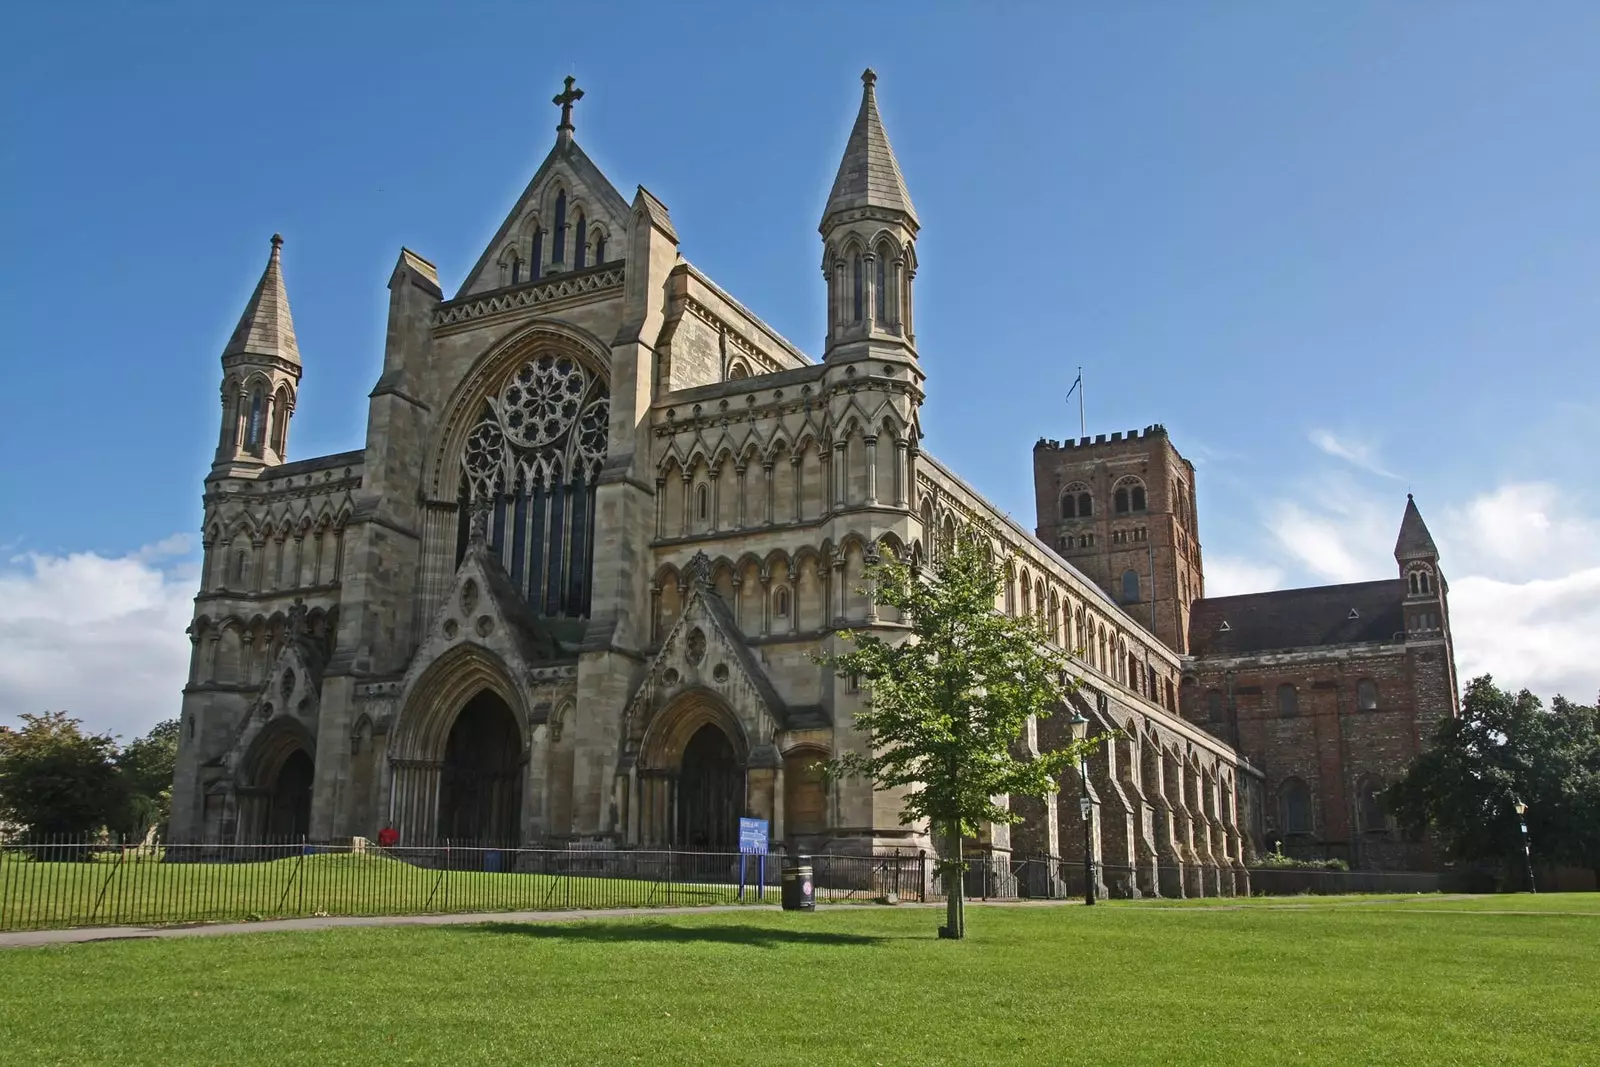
438,689,524,846
677,724,741,850
265,749,314,840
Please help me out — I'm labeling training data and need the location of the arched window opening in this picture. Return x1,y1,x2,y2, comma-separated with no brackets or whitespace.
1357,679,1378,710
1120,568,1140,604
531,228,544,279
269,390,290,455
509,256,522,285
728,362,749,381
775,586,791,617
552,190,568,263
696,484,709,522
1419,570,1431,594
1281,778,1313,835
1115,487,1129,514
1408,572,1419,595
245,389,265,453
874,249,887,325
1205,690,1223,721
594,231,606,263
1132,485,1147,511
1358,777,1387,832
1078,492,1093,518
851,251,864,322
232,550,248,586
574,214,588,269
1277,683,1299,717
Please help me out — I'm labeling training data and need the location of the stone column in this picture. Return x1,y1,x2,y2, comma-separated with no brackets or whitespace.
833,441,847,510
893,439,908,507
679,473,691,538
708,472,720,534
735,463,747,528
862,251,877,325
759,574,772,637
654,477,665,539
864,435,879,505
791,455,803,522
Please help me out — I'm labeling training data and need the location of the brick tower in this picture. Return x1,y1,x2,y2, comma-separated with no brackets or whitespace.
1032,425,1202,653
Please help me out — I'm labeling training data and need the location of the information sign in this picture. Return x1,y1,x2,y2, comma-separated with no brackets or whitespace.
739,817,769,855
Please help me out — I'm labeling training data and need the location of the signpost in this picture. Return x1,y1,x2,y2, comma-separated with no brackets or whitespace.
738,818,769,902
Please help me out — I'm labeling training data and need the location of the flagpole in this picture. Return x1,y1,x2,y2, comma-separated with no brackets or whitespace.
1078,366,1085,438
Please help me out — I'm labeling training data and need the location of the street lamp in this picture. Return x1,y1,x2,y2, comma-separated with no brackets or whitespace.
1069,710,1094,906
1513,797,1536,894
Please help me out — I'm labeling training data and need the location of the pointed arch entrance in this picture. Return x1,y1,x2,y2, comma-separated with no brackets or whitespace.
439,690,523,845
237,719,316,844
389,645,530,846
635,691,749,849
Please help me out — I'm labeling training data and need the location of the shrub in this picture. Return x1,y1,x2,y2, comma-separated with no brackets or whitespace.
1251,847,1349,872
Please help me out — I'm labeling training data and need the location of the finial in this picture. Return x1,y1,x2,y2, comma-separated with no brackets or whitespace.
862,68,877,88
685,550,713,588
468,498,492,546
271,233,283,249
1407,492,1414,501
553,75,585,134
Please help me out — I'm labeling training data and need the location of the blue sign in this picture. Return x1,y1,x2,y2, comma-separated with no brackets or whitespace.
739,817,769,855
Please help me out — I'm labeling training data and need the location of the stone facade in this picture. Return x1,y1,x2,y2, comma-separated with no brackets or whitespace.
169,72,1259,896
1034,428,1461,871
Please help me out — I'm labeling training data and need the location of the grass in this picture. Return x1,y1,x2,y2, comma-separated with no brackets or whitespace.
2,898,1597,1065
0,851,764,929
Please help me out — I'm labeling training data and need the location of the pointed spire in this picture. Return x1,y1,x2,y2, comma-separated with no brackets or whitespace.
223,233,300,365
820,68,918,232
1394,493,1439,561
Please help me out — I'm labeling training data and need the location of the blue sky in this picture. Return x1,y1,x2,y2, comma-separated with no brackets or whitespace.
3,3,1598,735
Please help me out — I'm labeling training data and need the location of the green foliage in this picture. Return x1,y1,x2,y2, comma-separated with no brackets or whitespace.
1251,847,1349,872
115,719,179,836
0,714,179,841
818,531,1098,936
0,712,129,839
1386,675,1600,873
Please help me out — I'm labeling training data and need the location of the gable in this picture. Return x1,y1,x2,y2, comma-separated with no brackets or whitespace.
456,138,632,299
622,554,792,755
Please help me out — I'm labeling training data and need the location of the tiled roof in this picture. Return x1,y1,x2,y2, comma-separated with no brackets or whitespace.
820,69,918,229
224,235,300,365
1394,494,1439,561
1188,579,1407,657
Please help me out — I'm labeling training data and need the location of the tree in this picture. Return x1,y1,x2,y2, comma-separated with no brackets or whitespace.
820,531,1098,939
1386,676,1600,882
116,719,180,838
0,712,129,840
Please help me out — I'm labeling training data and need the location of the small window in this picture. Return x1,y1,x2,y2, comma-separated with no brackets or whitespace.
575,214,588,269
1132,486,1146,511
775,587,790,617
728,362,749,381
245,389,265,451
845,672,860,693
852,251,864,322
232,551,247,584
531,229,544,279
1281,778,1312,834
1357,679,1378,710
874,252,887,325
553,191,568,262
696,484,709,521
1115,487,1130,514
1120,569,1139,604
1420,571,1431,594
1205,690,1223,721
510,257,521,284
1277,683,1299,716
594,232,606,263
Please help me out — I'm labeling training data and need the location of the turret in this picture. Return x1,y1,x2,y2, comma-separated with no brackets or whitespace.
211,234,302,477
819,70,920,373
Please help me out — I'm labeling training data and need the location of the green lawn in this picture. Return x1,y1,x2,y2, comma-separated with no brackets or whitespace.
3,900,1597,1065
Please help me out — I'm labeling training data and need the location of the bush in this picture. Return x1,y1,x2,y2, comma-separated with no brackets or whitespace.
1251,848,1349,872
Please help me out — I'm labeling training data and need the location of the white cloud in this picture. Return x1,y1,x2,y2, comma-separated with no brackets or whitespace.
1205,556,1285,597
1245,476,1600,704
1308,429,1401,480
0,537,197,740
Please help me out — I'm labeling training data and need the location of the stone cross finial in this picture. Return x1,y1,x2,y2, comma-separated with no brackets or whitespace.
685,550,713,588
553,75,584,133
468,499,492,546
287,596,307,636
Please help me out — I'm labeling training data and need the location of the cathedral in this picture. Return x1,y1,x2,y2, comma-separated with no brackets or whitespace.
169,72,1457,891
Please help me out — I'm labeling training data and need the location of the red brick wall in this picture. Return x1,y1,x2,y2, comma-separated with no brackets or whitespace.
1181,643,1448,870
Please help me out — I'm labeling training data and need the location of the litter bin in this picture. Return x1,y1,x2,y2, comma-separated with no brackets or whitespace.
781,858,815,911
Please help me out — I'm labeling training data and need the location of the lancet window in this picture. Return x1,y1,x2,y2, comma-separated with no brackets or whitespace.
553,190,568,263
575,215,588,269
456,352,609,617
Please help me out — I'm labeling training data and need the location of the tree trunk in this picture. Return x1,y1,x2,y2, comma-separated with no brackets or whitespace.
942,822,965,939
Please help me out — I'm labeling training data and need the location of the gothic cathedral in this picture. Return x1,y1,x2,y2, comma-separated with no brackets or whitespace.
171,73,1443,892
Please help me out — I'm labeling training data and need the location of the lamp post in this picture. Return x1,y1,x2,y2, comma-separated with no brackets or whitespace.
1069,710,1094,906
1513,798,1536,894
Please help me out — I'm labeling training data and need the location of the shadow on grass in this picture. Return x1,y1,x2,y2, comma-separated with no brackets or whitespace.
450,920,891,949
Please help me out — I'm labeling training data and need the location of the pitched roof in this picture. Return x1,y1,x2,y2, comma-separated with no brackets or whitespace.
820,69,918,231
223,234,300,365
1187,579,1408,657
1394,494,1440,561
